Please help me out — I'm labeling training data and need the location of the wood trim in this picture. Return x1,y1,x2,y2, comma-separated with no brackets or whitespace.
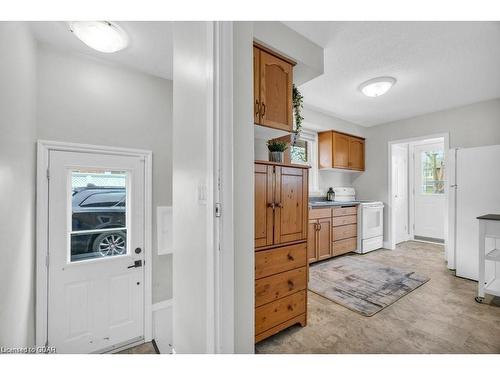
255,239,306,252
319,129,365,141
253,42,297,66
255,160,310,169
253,46,261,124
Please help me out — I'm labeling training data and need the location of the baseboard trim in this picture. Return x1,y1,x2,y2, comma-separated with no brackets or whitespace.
414,235,445,244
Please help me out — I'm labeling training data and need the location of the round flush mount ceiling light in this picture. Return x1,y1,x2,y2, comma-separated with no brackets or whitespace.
68,21,128,53
359,76,396,97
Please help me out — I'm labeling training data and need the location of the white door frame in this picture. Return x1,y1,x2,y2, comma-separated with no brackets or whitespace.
35,140,153,349
387,133,449,253
392,143,410,244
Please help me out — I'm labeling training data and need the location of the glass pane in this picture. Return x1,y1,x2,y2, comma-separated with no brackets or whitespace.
421,151,444,194
291,140,308,163
70,170,128,262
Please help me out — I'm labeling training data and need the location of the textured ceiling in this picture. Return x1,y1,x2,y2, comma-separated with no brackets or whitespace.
283,21,500,126
30,21,173,80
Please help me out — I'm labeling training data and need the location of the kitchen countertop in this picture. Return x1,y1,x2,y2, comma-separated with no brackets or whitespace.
308,200,362,208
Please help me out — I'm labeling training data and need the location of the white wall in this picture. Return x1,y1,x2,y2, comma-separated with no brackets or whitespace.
172,21,216,354
36,43,173,304
0,22,37,347
353,98,500,241
233,21,255,354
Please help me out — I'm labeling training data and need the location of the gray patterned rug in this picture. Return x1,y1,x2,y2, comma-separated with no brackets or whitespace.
309,255,430,316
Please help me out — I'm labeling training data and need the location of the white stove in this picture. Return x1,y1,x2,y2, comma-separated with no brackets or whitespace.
332,187,384,253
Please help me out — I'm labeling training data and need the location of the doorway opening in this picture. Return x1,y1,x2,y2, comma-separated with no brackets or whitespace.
388,134,450,264
36,141,153,353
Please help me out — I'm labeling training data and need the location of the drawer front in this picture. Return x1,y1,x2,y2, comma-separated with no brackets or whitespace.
255,267,307,307
333,206,358,217
309,207,332,220
333,224,357,241
333,214,357,227
332,237,357,256
255,290,306,335
255,242,307,279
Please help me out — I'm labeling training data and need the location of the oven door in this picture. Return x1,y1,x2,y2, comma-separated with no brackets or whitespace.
362,204,384,239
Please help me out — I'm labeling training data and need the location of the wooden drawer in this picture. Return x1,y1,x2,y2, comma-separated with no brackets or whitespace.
333,206,357,217
255,267,307,307
255,242,307,279
333,224,357,241
309,207,332,219
332,237,357,256
333,214,357,227
255,290,306,335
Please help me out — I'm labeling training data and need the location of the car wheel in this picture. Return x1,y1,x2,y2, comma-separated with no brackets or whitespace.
93,232,126,256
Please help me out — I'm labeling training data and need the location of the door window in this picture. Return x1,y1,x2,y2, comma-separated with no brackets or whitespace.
421,151,444,194
70,170,128,262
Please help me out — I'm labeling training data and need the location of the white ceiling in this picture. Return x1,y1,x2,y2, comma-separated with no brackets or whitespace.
283,21,500,126
30,21,173,80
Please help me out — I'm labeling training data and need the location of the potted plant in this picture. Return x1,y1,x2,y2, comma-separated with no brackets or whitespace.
267,139,288,163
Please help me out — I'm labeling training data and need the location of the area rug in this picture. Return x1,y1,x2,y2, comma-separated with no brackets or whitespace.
308,256,430,316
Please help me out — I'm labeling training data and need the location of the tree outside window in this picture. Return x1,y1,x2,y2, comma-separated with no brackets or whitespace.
291,139,308,164
421,151,444,194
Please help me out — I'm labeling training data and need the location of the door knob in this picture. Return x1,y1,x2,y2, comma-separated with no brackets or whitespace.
127,260,143,269
135,247,142,254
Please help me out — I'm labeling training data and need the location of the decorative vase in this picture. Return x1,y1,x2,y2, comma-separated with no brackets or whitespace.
269,151,284,163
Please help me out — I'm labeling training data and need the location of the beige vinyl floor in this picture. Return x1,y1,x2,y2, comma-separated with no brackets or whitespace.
255,241,500,354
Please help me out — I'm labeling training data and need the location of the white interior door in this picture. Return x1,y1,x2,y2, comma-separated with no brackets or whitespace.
392,144,409,244
48,150,145,353
413,142,445,240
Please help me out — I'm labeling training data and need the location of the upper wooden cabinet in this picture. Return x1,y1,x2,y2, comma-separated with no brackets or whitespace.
254,161,308,248
318,131,365,171
253,44,295,132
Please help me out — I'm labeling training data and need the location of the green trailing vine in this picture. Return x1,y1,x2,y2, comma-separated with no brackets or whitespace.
292,84,304,138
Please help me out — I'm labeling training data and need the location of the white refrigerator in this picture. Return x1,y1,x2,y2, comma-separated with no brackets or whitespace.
449,144,500,281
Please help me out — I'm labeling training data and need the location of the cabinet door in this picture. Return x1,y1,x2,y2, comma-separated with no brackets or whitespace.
318,132,333,169
307,220,318,263
317,217,333,260
255,164,274,248
349,137,365,171
253,46,261,124
333,132,350,169
274,167,308,244
259,50,293,132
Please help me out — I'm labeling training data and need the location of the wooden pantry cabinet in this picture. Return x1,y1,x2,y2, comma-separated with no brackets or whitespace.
253,43,295,132
254,161,309,343
307,205,358,263
318,130,365,171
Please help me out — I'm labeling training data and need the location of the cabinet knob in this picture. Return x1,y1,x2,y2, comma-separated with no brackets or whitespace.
287,280,294,289
261,102,266,117
255,100,260,117
287,253,294,261
287,304,293,311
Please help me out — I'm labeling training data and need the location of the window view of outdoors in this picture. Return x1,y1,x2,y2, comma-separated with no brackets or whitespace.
291,139,308,164
421,151,444,194
70,170,128,262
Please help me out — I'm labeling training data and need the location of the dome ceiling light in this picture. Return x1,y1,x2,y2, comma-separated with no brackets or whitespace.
359,77,396,97
68,21,129,53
